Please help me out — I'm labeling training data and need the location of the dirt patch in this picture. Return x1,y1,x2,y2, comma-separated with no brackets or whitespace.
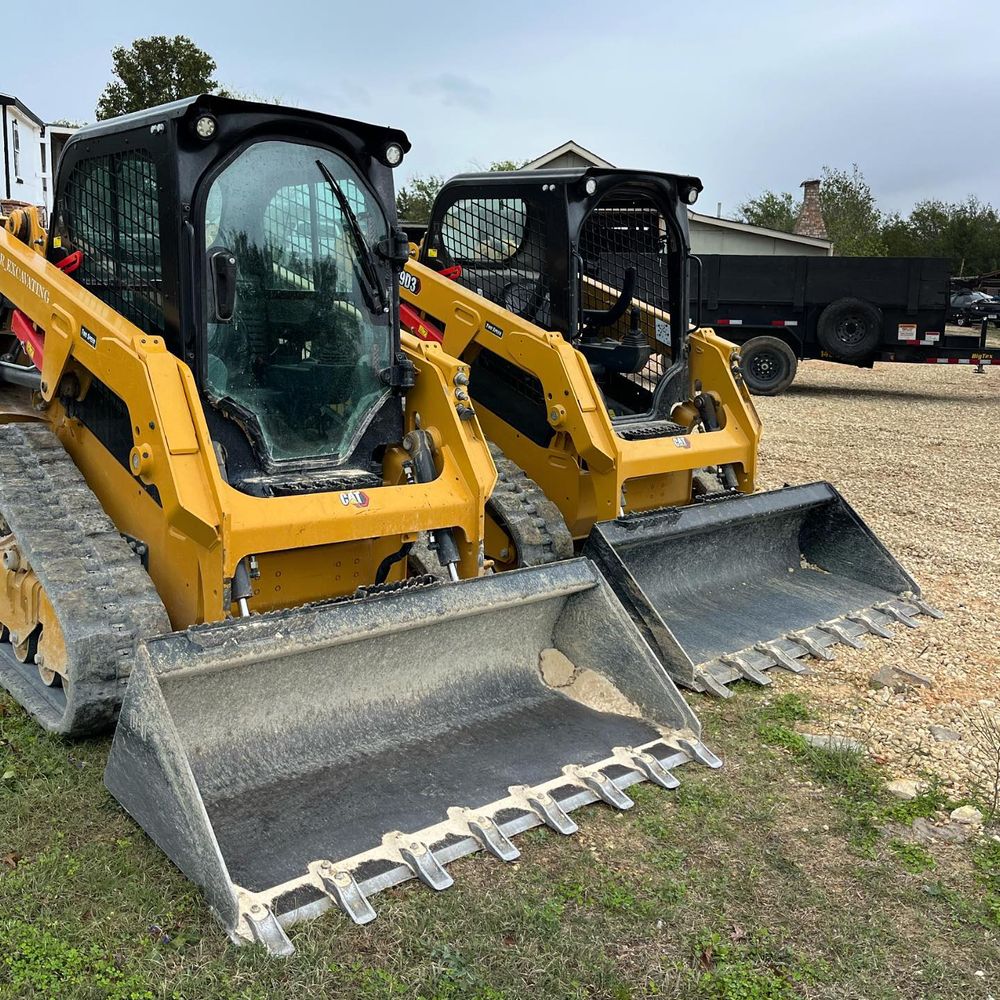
754,359,999,798
539,647,644,719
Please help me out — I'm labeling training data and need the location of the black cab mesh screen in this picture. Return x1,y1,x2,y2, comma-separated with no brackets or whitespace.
61,151,165,336
438,197,554,328
580,197,673,395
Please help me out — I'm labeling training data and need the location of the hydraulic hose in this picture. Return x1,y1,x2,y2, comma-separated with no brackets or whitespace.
694,389,740,491
403,429,461,580
375,541,414,585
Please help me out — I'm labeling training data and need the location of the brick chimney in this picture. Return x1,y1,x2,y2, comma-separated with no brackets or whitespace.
793,179,827,240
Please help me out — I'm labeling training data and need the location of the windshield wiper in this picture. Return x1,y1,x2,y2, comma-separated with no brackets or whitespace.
315,159,387,314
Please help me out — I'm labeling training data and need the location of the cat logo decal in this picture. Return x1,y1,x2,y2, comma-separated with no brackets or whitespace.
339,490,370,509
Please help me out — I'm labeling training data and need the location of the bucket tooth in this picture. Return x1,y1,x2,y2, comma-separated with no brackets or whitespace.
675,737,723,769
389,834,453,891
816,622,865,650
719,653,772,686
847,611,894,639
565,765,635,810
105,560,705,947
874,602,920,629
615,746,680,789
785,631,836,662
451,808,520,862
244,904,295,957
754,641,808,674
317,865,377,925
513,786,579,835
696,670,736,699
584,482,925,692
904,593,945,619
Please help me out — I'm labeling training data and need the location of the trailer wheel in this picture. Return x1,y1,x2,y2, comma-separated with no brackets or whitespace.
739,336,798,395
816,297,882,359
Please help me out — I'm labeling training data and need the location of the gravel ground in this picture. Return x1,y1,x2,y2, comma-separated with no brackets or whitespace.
752,359,999,801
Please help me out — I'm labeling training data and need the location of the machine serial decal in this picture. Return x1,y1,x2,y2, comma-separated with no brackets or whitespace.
339,490,370,508
80,327,98,348
673,437,691,449
399,271,420,294
485,321,503,338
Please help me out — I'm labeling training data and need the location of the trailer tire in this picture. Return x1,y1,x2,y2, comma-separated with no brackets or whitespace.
739,336,798,395
817,297,882,359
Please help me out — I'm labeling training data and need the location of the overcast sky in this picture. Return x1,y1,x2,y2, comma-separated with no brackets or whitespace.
5,0,998,217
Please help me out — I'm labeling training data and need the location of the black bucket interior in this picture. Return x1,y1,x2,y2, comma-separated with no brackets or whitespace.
588,483,917,668
208,694,657,891
106,561,697,906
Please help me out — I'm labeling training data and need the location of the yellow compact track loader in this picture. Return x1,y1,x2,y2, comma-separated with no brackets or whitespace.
399,169,941,696
0,100,717,954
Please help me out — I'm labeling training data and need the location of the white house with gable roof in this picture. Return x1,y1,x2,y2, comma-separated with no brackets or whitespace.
524,140,833,257
1,92,77,217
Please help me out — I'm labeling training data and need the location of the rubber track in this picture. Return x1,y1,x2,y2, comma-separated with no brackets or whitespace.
0,423,170,736
486,444,574,567
615,421,689,441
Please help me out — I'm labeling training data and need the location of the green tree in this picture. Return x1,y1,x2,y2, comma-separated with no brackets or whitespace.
819,164,886,256
946,197,1000,274
96,36,218,120
395,174,445,223
488,159,528,171
736,190,798,232
903,199,952,254
216,88,284,104
880,210,921,258
736,165,1000,271
882,197,1000,275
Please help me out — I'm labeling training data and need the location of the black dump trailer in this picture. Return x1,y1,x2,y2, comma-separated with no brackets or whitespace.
693,255,999,394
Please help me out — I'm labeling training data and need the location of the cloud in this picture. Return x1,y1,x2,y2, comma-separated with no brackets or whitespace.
7,0,999,212
413,74,492,113
249,78,373,115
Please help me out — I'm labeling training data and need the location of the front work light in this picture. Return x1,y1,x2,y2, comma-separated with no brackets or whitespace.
384,143,404,167
194,114,217,140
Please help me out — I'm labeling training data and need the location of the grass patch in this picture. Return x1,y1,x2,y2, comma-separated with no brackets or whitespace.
679,928,823,1000
3,687,999,998
754,694,954,853
881,782,952,824
0,920,156,999
972,838,1000,929
888,839,936,873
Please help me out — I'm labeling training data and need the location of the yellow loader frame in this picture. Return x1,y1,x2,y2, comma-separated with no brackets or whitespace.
0,225,496,631
400,259,761,539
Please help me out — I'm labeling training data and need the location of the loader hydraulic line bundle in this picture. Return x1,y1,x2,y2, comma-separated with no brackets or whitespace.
0,97,720,954
398,168,941,696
